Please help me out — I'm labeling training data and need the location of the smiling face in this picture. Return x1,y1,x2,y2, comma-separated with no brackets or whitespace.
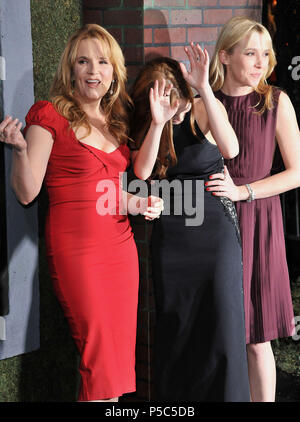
72,37,114,106
221,30,270,91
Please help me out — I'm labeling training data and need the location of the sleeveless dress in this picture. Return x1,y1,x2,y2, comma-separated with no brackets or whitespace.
24,101,139,401
215,89,295,344
150,111,250,402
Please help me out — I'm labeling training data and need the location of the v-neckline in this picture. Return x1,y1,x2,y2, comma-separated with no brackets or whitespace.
69,125,121,154
78,139,121,154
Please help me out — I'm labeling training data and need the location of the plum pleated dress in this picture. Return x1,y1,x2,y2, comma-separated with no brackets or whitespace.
24,101,139,401
215,88,295,344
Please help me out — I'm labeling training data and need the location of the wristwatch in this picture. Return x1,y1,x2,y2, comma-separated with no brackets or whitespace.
245,183,255,202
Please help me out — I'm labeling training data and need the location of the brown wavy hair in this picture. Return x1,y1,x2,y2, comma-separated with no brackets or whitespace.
50,24,132,143
209,16,277,114
130,57,197,179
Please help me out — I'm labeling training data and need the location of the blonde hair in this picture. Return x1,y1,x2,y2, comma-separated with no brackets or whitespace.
130,57,197,179
209,16,277,113
50,24,132,143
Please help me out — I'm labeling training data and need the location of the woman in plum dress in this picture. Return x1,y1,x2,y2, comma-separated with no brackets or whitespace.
0,24,163,402
207,17,300,401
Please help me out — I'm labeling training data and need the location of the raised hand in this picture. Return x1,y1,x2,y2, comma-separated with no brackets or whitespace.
179,42,210,93
0,116,27,152
149,78,180,126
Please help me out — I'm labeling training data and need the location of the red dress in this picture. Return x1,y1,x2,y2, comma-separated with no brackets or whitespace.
24,101,139,401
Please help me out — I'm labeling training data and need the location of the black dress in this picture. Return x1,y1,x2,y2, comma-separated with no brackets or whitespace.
150,112,250,402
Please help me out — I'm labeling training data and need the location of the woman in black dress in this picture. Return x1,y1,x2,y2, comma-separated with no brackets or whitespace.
130,43,250,401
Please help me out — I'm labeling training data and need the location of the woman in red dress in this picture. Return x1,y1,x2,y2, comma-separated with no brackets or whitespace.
0,24,163,402
207,17,300,401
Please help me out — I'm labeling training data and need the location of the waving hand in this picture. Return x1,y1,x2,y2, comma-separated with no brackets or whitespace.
0,116,27,151
149,78,179,126
180,42,210,92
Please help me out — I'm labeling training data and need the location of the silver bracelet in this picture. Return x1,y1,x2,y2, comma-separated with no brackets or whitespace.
245,184,255,202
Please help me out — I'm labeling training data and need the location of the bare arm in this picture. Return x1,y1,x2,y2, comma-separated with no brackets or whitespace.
197,92,239,158
0,116,53,204
206,91,300,201
244,91,300,198
131,122,165,181
194,96,238,158
132,79,179,180
180,43,239,159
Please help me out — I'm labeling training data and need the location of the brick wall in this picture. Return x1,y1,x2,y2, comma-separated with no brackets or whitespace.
144,0,262,63
83,0,262,402
83,0,144,85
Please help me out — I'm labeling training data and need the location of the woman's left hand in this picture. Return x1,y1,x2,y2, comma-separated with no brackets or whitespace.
179,42,210,93
141,195,164,221
205,166,241,202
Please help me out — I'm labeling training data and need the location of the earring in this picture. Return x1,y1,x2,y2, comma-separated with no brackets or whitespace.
110,80,115,95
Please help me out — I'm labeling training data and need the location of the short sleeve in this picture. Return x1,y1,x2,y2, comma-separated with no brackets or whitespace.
24,101,58,139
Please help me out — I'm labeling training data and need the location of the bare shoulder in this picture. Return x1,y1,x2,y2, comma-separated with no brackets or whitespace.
276,90,297,124
277,90,295,111
275,90,299,151
277,89,288,100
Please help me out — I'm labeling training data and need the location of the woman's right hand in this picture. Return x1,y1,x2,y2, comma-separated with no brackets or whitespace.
0,116,27,152
149,78,179,126
205,166,244,202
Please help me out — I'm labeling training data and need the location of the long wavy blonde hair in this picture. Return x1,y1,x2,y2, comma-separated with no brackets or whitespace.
209,16,277,113
130,57,197,179
50,24,132,143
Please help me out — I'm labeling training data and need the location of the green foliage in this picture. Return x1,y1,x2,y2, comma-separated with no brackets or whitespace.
30,0,82,101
